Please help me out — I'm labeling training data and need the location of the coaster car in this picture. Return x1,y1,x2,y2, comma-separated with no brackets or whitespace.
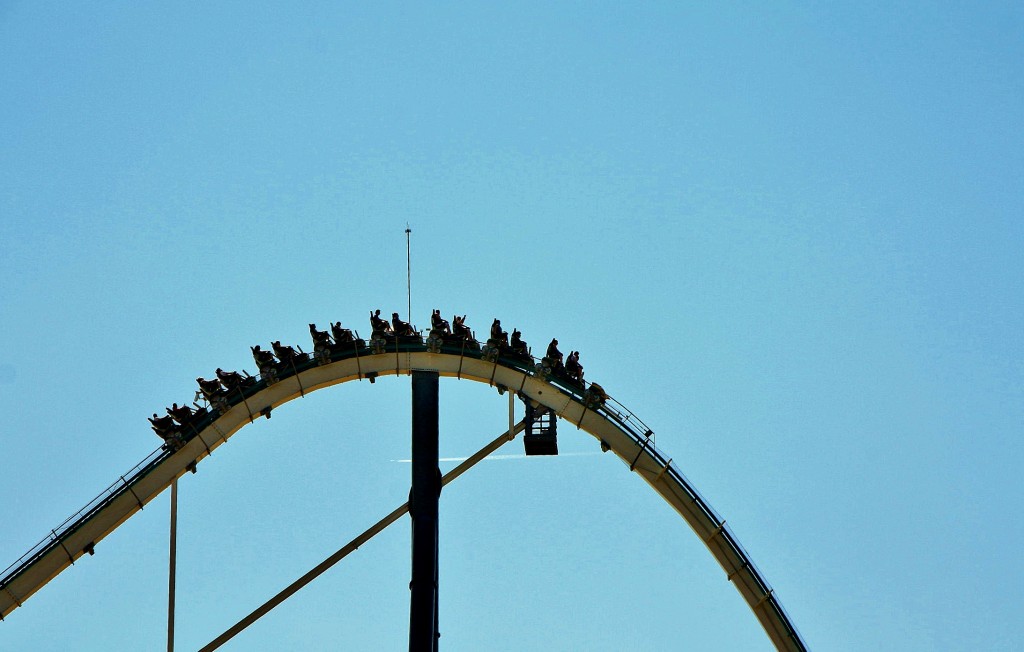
506,329,532,363
430,310,450,335
149,413,178,438
427,313,480,353
251,345,279,383
483,319,510,361
584,382,608,409
453,315,472,340
565,350,584,383
369,309,421,352
271,340,303,364
311,322,367,363
390,312,418,337
328,322,366,351
197,377,225,401
150,412,186,451
538,342,585,391
166,402,208,427
550,360,585,391
427,326,481,353
197,376,232,413
215,367,256,392
310,323,335,364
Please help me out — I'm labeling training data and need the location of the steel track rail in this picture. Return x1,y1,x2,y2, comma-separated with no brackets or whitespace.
0,344,806,651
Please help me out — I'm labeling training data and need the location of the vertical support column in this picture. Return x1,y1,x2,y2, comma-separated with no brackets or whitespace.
409,371,439,652
168,478,178,652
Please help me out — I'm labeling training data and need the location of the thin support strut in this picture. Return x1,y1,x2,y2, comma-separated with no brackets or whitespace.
53,531,74,565
754,589,775,609
457,340,465,379
354,340,363,379
167,478,177,652
237,387,255,424
290,358,305,397
727,560,750,582
508,392,514,445
703,520,726,543
2,586,20,608
122,477,144,510
629,429,655,471
654,458,673,483
198,421,525,652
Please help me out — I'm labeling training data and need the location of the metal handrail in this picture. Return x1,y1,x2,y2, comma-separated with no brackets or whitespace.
1,446,167,589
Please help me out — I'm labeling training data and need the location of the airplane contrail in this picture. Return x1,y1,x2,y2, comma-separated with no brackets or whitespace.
390,451,602,463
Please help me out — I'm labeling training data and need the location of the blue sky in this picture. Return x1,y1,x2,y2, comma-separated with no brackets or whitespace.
1,3,1022,650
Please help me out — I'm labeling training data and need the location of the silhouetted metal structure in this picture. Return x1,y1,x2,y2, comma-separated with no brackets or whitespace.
409,371,440,652
0,314,807,652
523,401,558,456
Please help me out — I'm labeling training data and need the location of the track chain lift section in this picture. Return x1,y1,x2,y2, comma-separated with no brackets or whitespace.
522,397,557,456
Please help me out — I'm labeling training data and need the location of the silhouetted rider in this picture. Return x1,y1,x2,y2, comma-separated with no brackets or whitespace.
546,338,563,363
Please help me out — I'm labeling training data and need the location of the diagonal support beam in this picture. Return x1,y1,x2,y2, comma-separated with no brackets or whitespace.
199,421,526,652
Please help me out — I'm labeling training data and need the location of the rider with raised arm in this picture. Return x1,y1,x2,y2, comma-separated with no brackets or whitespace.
453,314,471,339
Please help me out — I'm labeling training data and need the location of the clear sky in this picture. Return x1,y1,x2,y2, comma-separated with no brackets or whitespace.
1,2,1022,650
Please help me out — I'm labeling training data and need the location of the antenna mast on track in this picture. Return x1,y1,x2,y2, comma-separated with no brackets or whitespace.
405,225,412,322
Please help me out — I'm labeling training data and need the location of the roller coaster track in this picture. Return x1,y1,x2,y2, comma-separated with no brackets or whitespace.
0,335,808,651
